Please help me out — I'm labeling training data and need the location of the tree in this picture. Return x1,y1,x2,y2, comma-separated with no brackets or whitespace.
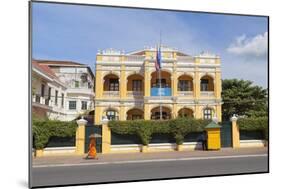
222,79,268,120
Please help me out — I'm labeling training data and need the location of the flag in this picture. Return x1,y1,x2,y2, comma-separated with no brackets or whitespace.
155,46,161,71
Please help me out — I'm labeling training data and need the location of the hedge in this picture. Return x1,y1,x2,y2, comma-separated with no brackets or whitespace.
108,118,210,145
237,117,268,140
32,119,77,149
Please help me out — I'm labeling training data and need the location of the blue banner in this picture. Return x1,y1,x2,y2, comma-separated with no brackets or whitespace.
151,87,171,96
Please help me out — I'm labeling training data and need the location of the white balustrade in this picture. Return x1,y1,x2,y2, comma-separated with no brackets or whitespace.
103,91,120,97
178,91,193,97
127,91,144,96
200,91,215,97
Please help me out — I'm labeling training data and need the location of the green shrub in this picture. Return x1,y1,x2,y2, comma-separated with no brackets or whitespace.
237,117,268,140
108,118,210,145
32,119,77,149
169,118,210,144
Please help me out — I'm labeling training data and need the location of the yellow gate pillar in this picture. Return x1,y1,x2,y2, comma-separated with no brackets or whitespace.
231,115,240,148
205,121,221,150
76,118,88,155
102,121,111,154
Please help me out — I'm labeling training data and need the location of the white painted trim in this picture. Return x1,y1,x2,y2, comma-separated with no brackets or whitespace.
44,146,76,151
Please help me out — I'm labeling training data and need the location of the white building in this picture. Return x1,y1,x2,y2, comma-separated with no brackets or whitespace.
32,60,95,121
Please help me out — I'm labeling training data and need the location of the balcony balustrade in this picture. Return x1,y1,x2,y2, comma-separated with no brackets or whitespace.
177,56,195,63
124,55,144,62
32,95,53,107
151,87,171,96
200,91,215,97
103,91,120,97
127,91,144,97
178,91,194,97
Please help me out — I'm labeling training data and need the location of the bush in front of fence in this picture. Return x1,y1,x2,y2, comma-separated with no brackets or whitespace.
237,117,268,140
169,118,210,144
32,119,77,149
108,118,210,145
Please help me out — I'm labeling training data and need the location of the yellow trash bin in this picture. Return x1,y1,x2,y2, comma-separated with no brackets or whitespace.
205,121,222,150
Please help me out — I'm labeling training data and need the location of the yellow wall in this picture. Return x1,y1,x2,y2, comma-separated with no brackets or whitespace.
94,51,222,126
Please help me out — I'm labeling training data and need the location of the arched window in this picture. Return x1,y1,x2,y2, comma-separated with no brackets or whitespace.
203,108,213,120
106,110,118,120
200,75,214,91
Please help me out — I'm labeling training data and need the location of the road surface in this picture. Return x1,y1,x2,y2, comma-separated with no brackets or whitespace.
32,154,268,187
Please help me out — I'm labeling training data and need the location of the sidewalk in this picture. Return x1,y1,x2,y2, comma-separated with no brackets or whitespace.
32,147,268,167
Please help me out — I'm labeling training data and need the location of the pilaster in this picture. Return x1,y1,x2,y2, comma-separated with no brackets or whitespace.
144,104,150,120
120,105,126,121
144,65,151,97
95,65,103,98
194,68,200,99
120,64,127,99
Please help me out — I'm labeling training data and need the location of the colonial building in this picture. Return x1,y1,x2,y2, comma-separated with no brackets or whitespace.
32,60,95,121
94,46,222,124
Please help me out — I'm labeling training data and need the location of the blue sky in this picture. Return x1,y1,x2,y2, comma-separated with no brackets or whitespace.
32,2,268,88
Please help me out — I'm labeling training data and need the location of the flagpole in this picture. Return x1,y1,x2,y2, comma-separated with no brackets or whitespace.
159,32,162,120
159,52,162,120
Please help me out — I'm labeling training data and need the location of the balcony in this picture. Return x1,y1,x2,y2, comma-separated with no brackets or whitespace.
32,95,52,109
103,91,120,97
127,91,144,97
178,91,193,97
200,91,215,98
151,87,171,96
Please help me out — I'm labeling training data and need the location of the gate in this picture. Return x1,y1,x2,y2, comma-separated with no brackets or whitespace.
220,121,232,147
85,124,102,153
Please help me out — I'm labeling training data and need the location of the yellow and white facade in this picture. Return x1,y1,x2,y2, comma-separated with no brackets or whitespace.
94,46,222,124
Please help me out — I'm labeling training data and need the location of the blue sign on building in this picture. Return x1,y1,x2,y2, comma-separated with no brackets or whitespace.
151,87,171,96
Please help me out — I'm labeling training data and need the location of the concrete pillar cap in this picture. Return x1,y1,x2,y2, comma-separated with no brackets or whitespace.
230,114,238,121
101,116,109,124
76,117,88,126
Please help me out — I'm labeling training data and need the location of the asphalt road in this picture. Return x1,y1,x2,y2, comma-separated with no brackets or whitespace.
32,154,268,188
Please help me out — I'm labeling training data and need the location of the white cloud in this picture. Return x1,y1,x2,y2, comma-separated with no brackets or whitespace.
227,32,268,58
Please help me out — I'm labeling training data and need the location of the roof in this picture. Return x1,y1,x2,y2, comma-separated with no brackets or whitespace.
127,47,190,57
32,60,58,79
205,121,222,129
33,59,94,77
34,59,85,66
